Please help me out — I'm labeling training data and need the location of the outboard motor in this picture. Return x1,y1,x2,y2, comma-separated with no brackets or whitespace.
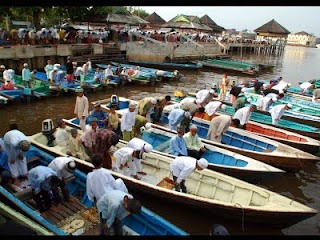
111,94,119,109
211,82,219,92
42,119,55,147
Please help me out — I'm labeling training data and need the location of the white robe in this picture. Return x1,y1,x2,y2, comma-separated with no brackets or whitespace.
86,168,128,202
258,96,272,111
105,68,113,77
120,109,136,132
300,82,313,92
232,106,252,126
74,95,89,131
205,101,222,116
272,80,289,92
113,147,137,176
196,89,210,104
170,156,196,184
3,130,29,178
48,157,73,180
127,138,153,173
54,128,70,147
269,104,286,125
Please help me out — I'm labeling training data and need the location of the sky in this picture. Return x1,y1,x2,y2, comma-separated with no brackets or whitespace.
140,6,320,37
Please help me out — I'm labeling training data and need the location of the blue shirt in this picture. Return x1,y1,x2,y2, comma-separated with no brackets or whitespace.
169,135,188,156
94,72,103,80
29,166,57,194
91,110,108,128
97,190,133,228
168,109,185,129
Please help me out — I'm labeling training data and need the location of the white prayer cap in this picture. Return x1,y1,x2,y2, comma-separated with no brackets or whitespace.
263,84,268,88
209,89,215,94
0,65,5,69
129,102,137,108
53,66,59,71
220,104,227,110
272,97,278,102
145,122,152,130
143,143,153,153
23,63,28,67
241,88,246,93
287,83,292,87
150,98,157,105
190,124,197,130
66,160,76,173
287,103,293,108
247,98,252,103
184,111,191,118
198,158,209,169
195,99,201,104
279,90,284,94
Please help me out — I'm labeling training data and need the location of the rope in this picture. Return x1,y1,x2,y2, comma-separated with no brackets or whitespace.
235,203,245,232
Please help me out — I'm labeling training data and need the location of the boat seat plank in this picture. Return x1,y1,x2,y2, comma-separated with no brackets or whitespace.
27,156,41,164
210,178,219,199
45,211,61,224
62,201,81,213
13,188,33,202
47,209,65,222
59,204,75,217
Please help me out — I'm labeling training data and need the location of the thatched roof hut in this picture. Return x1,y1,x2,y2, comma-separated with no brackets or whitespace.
254,19,290,38
199,14,224,33
161,14,212,32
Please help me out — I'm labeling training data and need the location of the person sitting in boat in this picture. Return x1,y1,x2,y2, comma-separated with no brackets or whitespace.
104,65,114,81
44,59,53,80
92,102,108,129
0,79,15,90
95,129,120,169
113,147,143,180
207,115,238,143
0,139,12,185
67,128,90,161
29,166,66,217
138,97,157,120
86,154,128,204
300,81,315,94
3,125,30,187
169,126,188,156
183,125,206,160
203,101,227,121
196,89,215,107
168,109,191,131
94,68,103,84
218,73,229,101
232,92,252,112
127,67,135,77
152,95,171,123
81,117,99,157
232,105,257,130
269,103,293,125
107,105,121,135
48,157,77,203
170,156,208,193
312,89,320,102
132,66,140,77
120,102,137,141
74,87,89,131
127,137,153,176
258,96,278,111
97,190,141,235
54,119,70,147
115,65,122,76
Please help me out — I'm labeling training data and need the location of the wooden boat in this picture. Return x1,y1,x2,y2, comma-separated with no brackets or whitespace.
196,59,259,75
28,130,317,228
0,144,187,236
185,93,320,139
63,117,284,183
128,60,203,71
287,91,320,103
0,89,23,101
160,104,320,172
0,201,54,235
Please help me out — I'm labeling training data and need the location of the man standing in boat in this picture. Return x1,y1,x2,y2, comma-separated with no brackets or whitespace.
120,102,137,141
81,117,99,157
170,156,208,193
218,73,229,101
232,105,257,130
74,87,89,132
183,125,206,160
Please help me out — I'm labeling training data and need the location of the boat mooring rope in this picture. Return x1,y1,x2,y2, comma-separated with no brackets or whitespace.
235,203,245,232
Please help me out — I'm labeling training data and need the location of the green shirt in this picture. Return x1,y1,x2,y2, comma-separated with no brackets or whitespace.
183,132,204,151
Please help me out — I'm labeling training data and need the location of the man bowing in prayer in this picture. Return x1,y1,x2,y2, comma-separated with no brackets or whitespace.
74,87,89,131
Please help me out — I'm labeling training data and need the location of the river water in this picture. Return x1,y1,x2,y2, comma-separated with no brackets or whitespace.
0,45,320,235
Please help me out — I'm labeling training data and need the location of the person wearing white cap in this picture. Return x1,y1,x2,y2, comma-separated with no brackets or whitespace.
170,156,208,193
49,65,59,83
121,102,137,141
2,67,15,85
3,126,30,187
127,137,153,175
218,73,229,101
167,108,191,131
232,105,257,129
86,154,128,203
138,97,157,120
183,125,206,159
258,95,278,111
207,115,238,143
113,147,143,180
180,98,203,117
204,101,227,121
54,119,70,147
269,103,292,125
22,63,32,88
44,59,53,80
74,87,89,131
48,157,78,203
196,89,215,106
300,81,315,94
